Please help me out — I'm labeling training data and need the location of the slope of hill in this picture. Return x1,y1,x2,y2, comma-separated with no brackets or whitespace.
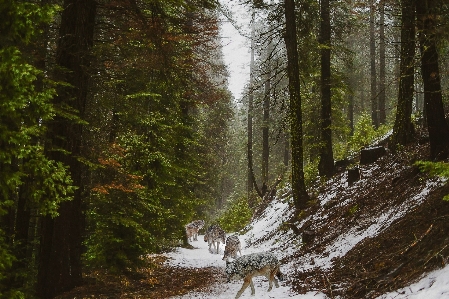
167,142,449,298
241,142,449,298
56,141,449,298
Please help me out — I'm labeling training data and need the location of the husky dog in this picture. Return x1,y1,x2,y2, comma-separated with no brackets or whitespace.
204,224,226,254
185,223,196,242
222,235,242,261
185,219,205,242
191,219,205,241
225,252,283,299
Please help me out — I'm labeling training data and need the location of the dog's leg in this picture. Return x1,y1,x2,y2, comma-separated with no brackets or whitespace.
267,273,273,291
235,277,251,299
269,266,280,289
249,278,255,295
274,265,280,287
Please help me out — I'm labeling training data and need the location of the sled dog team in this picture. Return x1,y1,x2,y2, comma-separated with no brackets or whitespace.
185,220,284,299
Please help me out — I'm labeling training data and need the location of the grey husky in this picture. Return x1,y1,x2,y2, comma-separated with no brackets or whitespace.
203,224,226,254
222,235,242,261
185,219,205,242
225,252,283,299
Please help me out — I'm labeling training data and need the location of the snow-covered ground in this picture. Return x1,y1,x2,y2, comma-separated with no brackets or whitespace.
165,179,449,298
377,265,449,298
166,230,326,299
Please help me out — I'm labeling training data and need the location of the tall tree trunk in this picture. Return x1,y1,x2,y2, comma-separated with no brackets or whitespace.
370,0,379,128
246,11,263,201
262,39,271,186
284,131,290,167
391,0,415,151
284,0,309,210
347,55,355,136
37,0,96,297
318,0,334,178
12,9,50,287
247,11,255,199
349,92,355,136
262,70,270,186
416,0,449,160
10,177,31,289
1,165,16,247
379,0,387,125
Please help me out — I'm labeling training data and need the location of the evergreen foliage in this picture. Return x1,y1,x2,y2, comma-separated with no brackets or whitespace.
349,113,391,152
82,1,232,273
0,0,448,296
216,196,253,233
0,1,74,297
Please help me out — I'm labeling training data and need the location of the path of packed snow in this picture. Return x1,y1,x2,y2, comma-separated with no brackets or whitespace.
166,233,326,299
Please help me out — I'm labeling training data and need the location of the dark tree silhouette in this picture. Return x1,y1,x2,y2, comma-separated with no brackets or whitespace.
379,0,387,125
37,0,96,297
416,0,449,160
370,0,379,128
318,0,335,178
391,0,415,151
284,0,310,210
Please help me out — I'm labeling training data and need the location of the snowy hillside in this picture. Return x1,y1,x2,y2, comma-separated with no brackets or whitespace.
167,144,449,298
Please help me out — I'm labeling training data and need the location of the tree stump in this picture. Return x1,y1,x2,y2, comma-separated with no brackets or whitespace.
335,158,350,172
302,230,315,244
347,167,360,186
360,146,386,165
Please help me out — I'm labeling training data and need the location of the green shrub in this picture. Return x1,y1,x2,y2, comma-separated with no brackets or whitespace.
349,113,391,153
216,196,252,233
304,159,319,187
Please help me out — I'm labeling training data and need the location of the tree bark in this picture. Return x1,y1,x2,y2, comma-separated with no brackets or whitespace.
416,0,449,160
37,0,96,297
379,0,387,125
247,11,255,198
318,0,334,178
10,178,31,288
391,0,415,151
284,0,309,210
262,46,270,185
284,131,290,167
370,0,379,128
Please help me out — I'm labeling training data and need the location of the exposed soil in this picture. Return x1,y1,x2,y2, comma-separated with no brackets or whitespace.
56,140,449,299
290,141,449,298
55,255,223,299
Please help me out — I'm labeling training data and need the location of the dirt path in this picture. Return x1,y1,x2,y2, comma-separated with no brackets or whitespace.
56,234,307,299
56,253,222,299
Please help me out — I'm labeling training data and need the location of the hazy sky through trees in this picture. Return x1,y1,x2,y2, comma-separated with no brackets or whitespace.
219,0,251,100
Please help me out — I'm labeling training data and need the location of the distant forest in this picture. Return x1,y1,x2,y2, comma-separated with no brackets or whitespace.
1,0,448,298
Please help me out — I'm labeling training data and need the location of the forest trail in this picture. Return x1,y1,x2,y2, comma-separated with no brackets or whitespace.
166,234,315,299
56,142,449,299
56,231,322,299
